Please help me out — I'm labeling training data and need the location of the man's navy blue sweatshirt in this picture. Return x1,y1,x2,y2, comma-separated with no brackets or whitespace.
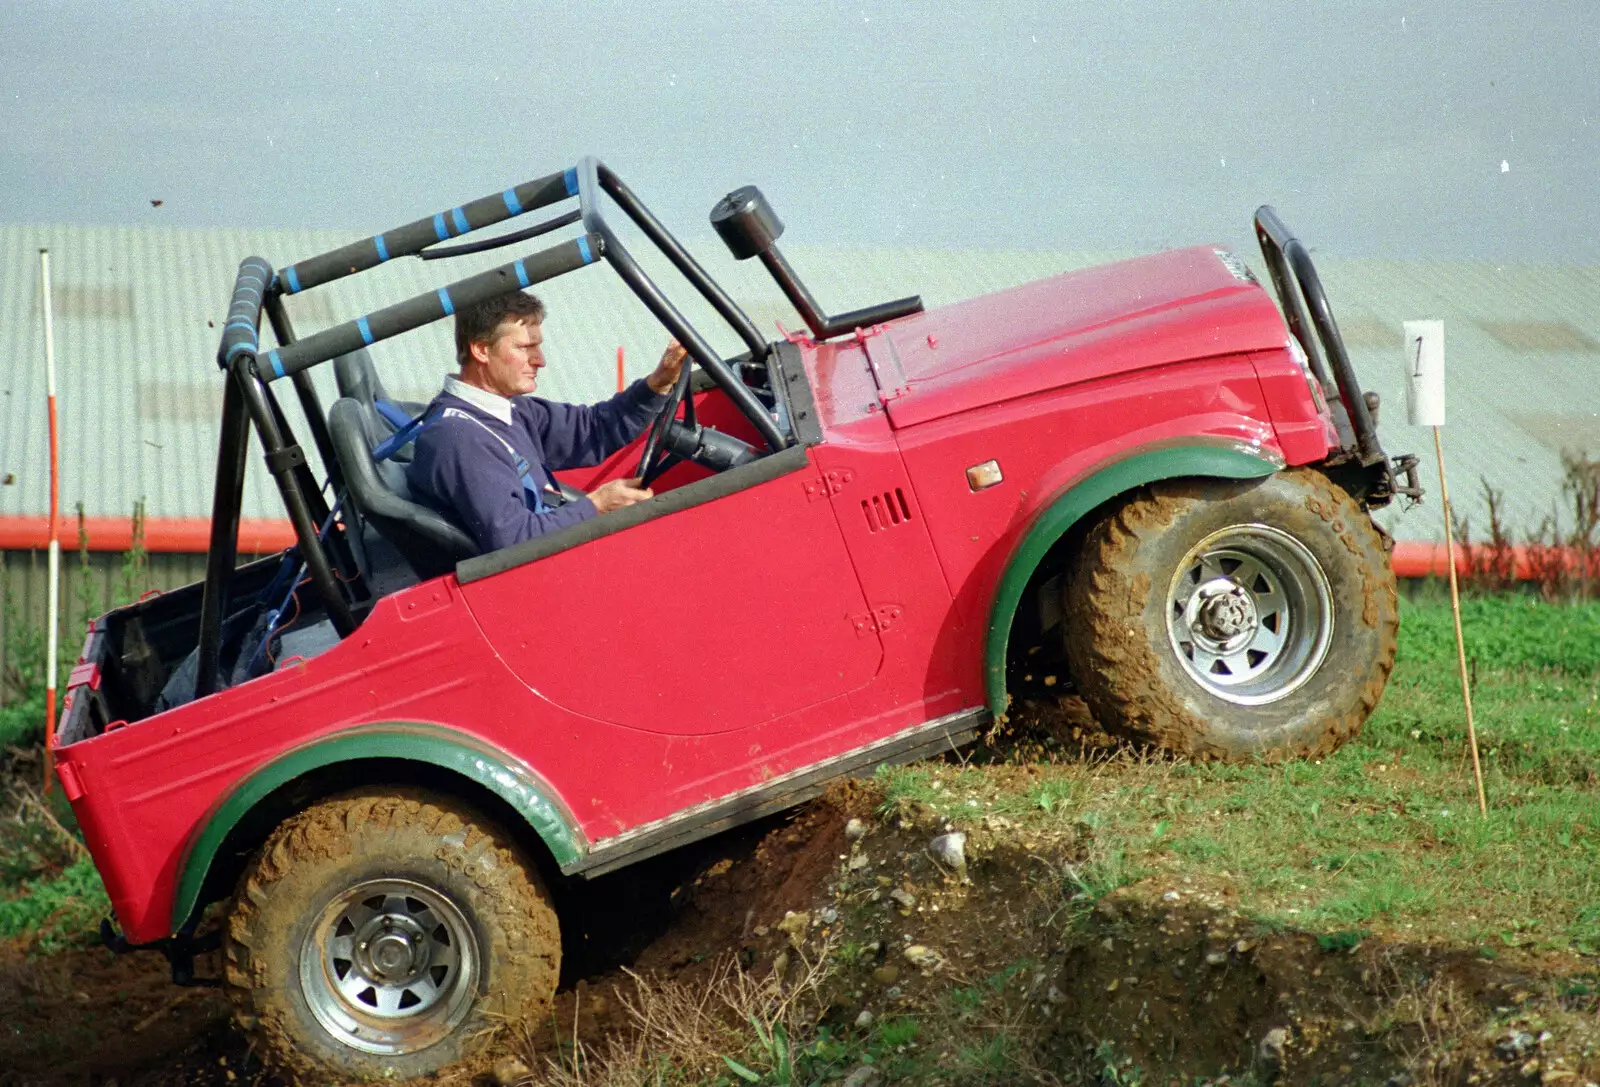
407,375,665,553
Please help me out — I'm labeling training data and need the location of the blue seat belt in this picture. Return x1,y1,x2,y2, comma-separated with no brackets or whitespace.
373,400,432,461
373,398,413,430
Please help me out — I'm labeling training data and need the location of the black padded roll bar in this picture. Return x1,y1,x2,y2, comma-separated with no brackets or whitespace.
199,259,358,697
263,293,342,496
216,257,272,370
259,236,603,381
1254,206,1382,467
198,257,279,695
230,354,355,639
275,170,576,294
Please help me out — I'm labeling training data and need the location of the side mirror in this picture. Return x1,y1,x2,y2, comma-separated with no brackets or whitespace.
710,186,784,261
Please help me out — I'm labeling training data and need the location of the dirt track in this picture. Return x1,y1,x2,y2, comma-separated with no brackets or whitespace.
5,763,1599,1085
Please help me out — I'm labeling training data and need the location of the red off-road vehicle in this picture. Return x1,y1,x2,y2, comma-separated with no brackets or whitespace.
54,159,1418,1080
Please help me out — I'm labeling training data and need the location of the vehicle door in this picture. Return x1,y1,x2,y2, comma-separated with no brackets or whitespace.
456,450,884,735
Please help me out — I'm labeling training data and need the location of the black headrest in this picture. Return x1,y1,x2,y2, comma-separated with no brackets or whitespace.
329,398,478,580
333,349,427,462
334,349,389,405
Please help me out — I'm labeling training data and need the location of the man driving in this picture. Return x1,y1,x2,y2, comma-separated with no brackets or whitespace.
408,290,686,552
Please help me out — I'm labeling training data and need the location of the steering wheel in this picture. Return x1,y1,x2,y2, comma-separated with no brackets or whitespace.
635,361,694,487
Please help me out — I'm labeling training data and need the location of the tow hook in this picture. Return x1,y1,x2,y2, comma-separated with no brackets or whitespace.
100,917,223,988
1392,453,1424,500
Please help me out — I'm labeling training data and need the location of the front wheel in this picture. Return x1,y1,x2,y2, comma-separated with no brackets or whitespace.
1063,469,1397,761
224,790,560,1082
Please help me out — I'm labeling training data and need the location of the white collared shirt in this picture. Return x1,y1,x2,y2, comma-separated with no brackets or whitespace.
441,374,515,425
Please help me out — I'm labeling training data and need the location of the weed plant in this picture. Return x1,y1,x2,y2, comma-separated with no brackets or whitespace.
0,774,107,952
1454,452,1600,602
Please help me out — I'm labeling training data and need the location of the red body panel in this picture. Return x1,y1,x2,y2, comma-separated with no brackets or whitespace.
461,466,887,737
891,356,1288,656
1249,349,1341,463
58,252,1336,946
878,247,1286,428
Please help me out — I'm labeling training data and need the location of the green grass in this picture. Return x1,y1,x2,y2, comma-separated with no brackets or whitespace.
1399,594,1600,673
879,595,1600,952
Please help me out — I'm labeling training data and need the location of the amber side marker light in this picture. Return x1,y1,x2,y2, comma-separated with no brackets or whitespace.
966,459,1003,492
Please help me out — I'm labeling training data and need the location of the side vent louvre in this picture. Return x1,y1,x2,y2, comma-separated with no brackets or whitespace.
862,488,915,533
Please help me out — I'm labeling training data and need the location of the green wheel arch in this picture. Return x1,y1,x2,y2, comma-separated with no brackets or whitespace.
170,723,582,933
984,444,1282,717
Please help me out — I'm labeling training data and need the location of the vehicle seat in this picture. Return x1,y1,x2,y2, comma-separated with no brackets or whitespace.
328,396,479,580
334,349,425,463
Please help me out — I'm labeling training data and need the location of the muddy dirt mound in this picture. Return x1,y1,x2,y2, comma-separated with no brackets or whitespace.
542,781,1600,1085
1058,888,1597,1084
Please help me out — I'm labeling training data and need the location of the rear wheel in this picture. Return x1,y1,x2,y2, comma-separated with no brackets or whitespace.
224,790,559,1082
1063,469,1397,760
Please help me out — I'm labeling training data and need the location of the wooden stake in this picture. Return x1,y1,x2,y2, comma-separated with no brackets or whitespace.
1434,425,1488,817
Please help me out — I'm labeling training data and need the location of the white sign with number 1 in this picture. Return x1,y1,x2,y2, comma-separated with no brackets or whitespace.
1403,320,1445,427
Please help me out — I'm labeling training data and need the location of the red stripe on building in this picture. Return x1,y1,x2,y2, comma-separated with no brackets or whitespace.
0,516,297,554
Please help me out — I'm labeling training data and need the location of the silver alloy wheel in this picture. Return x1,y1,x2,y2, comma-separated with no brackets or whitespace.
300,878,481,1055
1165,523,1334,706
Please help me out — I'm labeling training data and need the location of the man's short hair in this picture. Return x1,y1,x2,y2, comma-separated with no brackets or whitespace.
455,291,546,366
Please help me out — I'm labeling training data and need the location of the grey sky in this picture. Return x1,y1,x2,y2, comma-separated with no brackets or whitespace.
2,0,1595,262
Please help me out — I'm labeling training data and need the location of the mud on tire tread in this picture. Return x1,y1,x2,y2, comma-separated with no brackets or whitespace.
1063,469,1398,761
224,789,559,1083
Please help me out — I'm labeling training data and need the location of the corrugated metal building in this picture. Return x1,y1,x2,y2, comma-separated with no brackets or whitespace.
2,221,1597,687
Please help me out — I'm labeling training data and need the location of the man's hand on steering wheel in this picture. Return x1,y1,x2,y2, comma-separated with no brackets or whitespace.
646,341,687,394
637,340,692,486
587,477,652,513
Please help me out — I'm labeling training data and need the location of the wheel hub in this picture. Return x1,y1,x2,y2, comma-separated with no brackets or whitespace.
1165,524,1334,706
1193,580,1258,644
359,915,429,983
300,878,480,1055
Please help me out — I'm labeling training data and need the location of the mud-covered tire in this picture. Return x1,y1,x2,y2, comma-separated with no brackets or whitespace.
1063,469,1397,761
224,790,559,1083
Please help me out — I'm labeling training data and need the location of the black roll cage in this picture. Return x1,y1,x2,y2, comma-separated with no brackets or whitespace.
196,157,800,698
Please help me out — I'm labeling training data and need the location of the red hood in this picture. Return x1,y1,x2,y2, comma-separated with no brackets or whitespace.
869,246,1287,429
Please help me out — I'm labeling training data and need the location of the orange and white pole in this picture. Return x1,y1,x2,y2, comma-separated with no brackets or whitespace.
616,345,625,393
40,249,60,792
